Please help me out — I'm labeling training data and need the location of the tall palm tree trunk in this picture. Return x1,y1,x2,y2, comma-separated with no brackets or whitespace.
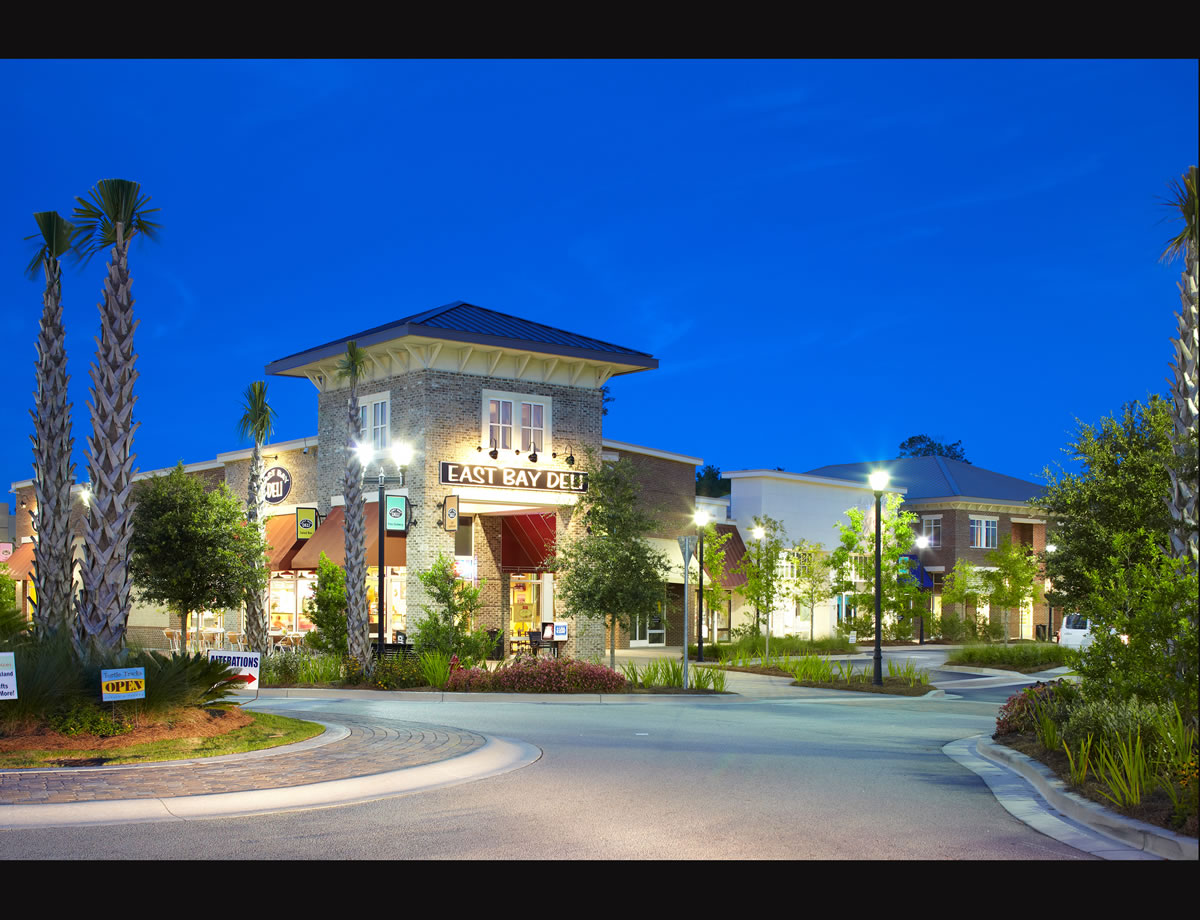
244,440,271,654
78,224,138,655
344,391,372,675
1168,232,1198,572
30,254,76,638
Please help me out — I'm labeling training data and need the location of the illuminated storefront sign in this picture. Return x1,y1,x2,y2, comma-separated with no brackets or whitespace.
263,466,293,504
440,462,587,493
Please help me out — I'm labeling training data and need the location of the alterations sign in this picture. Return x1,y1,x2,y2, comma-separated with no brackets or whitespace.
101,668,146,701
440,462,588,493
207,650,261,690
0,652,16,700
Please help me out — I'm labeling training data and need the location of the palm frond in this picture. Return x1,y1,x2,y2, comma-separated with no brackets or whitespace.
71,178,162,263
23,211,76,280
236,381,277,444
1160,165,1198,264
335,341,369,387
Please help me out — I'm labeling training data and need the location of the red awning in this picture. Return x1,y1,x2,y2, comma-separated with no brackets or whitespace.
501,513,556,571
264,513,307,570
291,504,407,570
1,542,35,580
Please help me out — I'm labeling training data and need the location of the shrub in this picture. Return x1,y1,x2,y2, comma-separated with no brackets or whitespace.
48,701,133,737
447,657,628,693
994,679,1078,737
950,642,1075,671
412,554,494,662
935,612,970,642
1060,695,1172,751
303,552,348,656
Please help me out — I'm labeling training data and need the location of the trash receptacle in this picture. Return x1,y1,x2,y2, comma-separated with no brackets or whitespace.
1035,624,1047,641
487,629,502,660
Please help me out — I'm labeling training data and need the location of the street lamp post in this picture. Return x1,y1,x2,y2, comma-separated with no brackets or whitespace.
1045,542,1057,642
915,534,930,645
753,525,767,661
694,509,710,662
359,442,413,655
869,470,889,686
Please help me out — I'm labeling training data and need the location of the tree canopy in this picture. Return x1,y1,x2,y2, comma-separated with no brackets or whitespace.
129,463,267,654
695,464,731,497
553,454,670,669
897,434,970,463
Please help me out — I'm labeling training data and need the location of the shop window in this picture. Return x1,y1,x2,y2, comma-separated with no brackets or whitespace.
520,402,544,452
970,516,998,549
510,574,541,640
488,399,512,450
454,516,473,557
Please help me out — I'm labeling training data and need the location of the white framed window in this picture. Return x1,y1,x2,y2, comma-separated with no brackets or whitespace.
969,515,998,549
482,389,552,455
921,515,942,547
357,393,390,451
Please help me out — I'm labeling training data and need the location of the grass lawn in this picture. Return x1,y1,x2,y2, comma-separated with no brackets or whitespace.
0,706,323,768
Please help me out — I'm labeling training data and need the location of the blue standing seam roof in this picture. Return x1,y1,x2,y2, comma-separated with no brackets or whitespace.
802,456,1045,503
267,300,655,369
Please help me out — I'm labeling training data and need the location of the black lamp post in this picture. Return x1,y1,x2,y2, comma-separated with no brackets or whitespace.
869,470,889,686
360,442,412,654
1045,541,1057,642
694,509,710,661
915,534,930,645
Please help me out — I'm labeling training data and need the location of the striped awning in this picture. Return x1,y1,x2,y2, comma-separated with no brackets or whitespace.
501,513,556,571
291,504,406,570
1,542,35,580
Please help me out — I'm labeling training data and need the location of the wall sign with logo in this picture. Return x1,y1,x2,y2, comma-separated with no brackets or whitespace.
385,495,408,533
296,507,318,540
263,466,293,504
440,462,588,493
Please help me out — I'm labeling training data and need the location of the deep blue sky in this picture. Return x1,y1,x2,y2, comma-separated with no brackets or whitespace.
2,60,1197,511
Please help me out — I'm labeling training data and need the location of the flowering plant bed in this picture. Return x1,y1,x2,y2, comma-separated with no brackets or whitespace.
446,657,628,693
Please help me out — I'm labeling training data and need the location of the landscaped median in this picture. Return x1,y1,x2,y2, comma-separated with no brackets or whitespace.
711,651,936,696
944,641,1077,673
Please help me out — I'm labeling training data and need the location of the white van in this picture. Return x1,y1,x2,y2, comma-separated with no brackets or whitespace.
1056,614,1094,650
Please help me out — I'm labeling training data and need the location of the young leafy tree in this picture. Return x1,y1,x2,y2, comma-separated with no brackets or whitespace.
302,552,348,656
24,211,77,639
335,342,372,676
734,515,789,646
695,464,730,497
1161,165,1199,574
412,553,494,663
698,521,733,644
553,452,670,670
790,539,832,642
237,381,277,655
981,534,1043,644
1033,397,1175,619
128,464,267,655
72,179,161,655
897,434,970,463
940,558,983,634
827,494,923,634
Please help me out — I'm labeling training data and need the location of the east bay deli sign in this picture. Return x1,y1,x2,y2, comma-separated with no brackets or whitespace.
440,462,587,493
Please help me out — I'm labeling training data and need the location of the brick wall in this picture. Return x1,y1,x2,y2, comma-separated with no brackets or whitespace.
223,447,319,508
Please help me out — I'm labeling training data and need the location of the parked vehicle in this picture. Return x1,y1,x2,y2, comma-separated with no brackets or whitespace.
1055,613,1128,651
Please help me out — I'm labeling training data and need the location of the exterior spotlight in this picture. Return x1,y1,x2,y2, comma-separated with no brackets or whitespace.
356,443,374,468
391,443,413,467
694,509,711,527
489,448,499,460
869,470,889,492
528,450,538,463
566,454,575,466
514,449,521,456
915,535,929,549
477,446,483,452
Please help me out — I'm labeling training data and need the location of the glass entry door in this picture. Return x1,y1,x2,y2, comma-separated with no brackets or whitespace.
630,608,666,647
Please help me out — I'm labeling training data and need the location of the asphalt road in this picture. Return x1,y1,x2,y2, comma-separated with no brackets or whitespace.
1,658,1093,860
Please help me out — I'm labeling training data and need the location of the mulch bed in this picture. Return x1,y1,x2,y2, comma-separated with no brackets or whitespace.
995,732,1198,838
0,707,254,757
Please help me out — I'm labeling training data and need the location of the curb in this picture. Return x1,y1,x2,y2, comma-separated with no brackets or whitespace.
977,737,1198,861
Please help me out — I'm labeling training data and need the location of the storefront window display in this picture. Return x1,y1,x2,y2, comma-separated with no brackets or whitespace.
367,566,406,638
509,573,540,649
269,571,318,632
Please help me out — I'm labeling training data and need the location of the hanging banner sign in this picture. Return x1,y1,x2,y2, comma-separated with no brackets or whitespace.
385,495,408,533
440,462,588,493
0,652,17,700
101,668,146,701
263,467,293,504
443,494,459,532
296,507,318,540
0,542,12,562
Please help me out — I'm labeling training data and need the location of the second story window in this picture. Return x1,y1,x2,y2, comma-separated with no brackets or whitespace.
970,516,998,549
483,389,552,456
521,402,544,452
922,516,942,547
358,394,390,451
489,399,513,450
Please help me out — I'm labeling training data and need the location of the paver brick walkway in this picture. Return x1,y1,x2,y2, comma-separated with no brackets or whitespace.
0,712,485,805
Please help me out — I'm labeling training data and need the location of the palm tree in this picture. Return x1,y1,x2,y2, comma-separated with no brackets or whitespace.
24,212,77,639
70,179,161,655
336,342,372,675
1162,165,1198,574
238,381,277,656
